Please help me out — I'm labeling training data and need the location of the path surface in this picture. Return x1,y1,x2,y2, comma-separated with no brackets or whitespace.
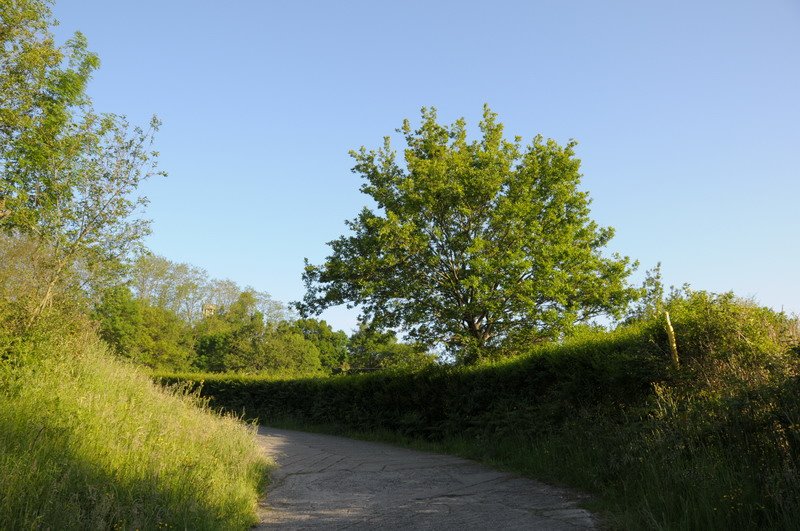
255,427,596,530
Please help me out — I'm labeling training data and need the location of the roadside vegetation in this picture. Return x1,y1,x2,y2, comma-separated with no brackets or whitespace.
3,1,797,529
0,2,269,528
165,290,800,529
0,323,269,529
92,253,435,374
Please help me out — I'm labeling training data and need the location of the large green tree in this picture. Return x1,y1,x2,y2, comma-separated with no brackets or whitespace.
300,106,638,363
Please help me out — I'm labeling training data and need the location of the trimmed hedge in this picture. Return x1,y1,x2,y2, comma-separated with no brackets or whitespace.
158,322,669,440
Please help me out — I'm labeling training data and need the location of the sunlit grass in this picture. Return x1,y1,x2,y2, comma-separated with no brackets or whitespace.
0,331,271,530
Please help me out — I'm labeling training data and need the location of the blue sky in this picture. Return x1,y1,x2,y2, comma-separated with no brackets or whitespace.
52,1,799,332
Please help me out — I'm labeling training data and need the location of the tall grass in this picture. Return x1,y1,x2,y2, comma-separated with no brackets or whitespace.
0,329,270,530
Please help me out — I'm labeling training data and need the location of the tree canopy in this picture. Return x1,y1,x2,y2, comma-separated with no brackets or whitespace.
347,322,436,371
130,254,289,324
294,318,349,372
193,291,321,374
93,285,194,370
300,106,639,363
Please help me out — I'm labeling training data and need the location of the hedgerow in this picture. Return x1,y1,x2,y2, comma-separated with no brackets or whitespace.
159,320,667,439
160,291,800,529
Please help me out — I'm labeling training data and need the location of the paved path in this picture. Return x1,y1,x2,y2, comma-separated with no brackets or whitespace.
255,427,596,530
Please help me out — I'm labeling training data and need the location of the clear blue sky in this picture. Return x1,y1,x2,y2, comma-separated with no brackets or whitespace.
52,0,799,333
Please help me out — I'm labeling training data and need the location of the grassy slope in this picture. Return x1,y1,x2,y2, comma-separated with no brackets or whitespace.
0,331,271,530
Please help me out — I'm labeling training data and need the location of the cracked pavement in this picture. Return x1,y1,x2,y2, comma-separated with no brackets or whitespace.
255,427,596,530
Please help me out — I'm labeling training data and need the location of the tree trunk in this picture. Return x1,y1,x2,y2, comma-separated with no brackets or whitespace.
26,269,61,328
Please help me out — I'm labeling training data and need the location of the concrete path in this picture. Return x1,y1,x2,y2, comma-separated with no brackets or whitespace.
255,427,596,530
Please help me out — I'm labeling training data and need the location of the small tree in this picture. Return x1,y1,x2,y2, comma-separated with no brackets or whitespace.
300,106,638,363
294,318,349,372
1,0,164,325
94,285,194,370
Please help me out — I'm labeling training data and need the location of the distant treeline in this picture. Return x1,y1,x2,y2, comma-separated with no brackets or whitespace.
93,254,435,374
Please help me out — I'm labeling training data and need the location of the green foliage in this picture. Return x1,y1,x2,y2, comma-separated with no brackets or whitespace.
136,304,195,369
626,262,665,321
0,329,270,530
262,322,323,373
0,232,86,336
294,318,349,371
666,288,796,366
1,1,98,224
1,0,163,324
164,320,666,440
193,292,322,374
93,284,142,355
300,105,639,363
172,291,800,528
131,253,209,322
347,323,437,370
0,7,277,526
90,260,321,374
94,285,195,370
131,254,289,324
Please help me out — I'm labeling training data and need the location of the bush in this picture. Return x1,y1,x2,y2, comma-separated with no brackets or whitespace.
668,289,797,364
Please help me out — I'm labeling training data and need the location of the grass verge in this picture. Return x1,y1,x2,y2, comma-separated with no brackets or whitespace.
0,330,271,530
